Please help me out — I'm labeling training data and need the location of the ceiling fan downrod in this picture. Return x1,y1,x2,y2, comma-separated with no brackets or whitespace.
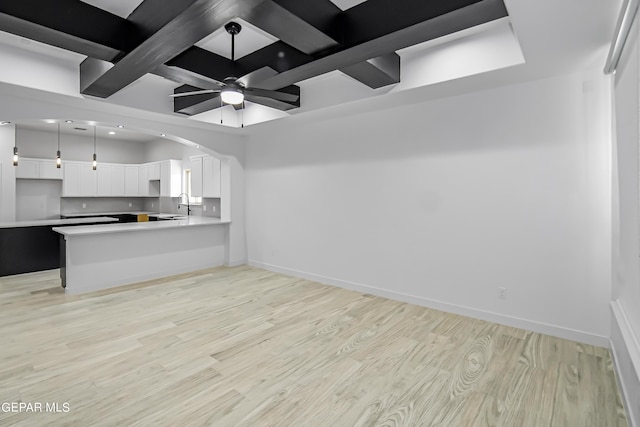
224,22,242,62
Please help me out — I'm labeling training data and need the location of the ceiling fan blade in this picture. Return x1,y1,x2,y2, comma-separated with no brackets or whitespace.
170,89,219,98
244,87,299,103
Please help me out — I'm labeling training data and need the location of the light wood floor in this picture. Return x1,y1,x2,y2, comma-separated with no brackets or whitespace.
0,266,628,426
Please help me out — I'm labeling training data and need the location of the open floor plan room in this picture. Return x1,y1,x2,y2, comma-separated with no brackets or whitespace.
0,0,639,425
0,267,627,426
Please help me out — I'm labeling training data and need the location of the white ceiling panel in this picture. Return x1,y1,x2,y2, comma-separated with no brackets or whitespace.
196,18,277,60
329,0,368,11
80,0,144,18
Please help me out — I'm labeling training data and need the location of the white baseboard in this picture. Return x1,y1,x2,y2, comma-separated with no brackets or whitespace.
249,260,609,347
610,300,640,427
225,259,247,267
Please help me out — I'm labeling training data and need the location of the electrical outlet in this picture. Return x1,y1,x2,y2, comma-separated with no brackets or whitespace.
212,205,216,213
82,203,86,209
151,203,154,208
498,287,507,299
203,205,207,211
128,202,132,208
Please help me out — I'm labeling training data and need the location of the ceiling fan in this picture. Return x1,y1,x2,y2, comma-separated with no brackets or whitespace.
170,22,300,108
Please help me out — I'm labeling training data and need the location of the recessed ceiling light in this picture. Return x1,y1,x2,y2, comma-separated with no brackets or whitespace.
196,145,200,149
160,133,166,137
45,119,56,124
117,125,124,128
0,121,10,125
108,131,116,135
65,120,73,124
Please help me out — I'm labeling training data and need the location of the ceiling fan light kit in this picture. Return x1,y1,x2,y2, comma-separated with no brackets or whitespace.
220,87,244,105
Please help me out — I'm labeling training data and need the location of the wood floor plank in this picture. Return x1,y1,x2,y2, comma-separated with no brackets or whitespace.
0,267,628,426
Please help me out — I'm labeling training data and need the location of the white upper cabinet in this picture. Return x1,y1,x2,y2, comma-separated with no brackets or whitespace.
202,156,221,198
111,165,125,196
148,162,160,180
138,164,149,196
39,160,64,180
190,155,221,198
125,165,139,197
62,162,81,196
96,165,112,196
63,161,97,197
28,157,182,198
190,156,203,198
15,158,63,180
160,160,182,197
97,164,126,197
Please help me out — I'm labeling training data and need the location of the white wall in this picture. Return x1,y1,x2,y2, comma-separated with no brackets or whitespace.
16,179,61,220
611,8,640,426
0,41,80,98
246,71,612,346
17,127,147,164
143,138,204,164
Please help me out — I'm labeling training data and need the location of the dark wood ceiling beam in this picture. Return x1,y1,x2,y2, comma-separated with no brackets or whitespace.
239,0,401,89
244,93,300,111
340,52,400,88
0,0,137,61
155,65,224,90
126,0,199,37
343,0,485,46
252,0,508,90
166,47,246,83
80,0,262,98
240,1,340,55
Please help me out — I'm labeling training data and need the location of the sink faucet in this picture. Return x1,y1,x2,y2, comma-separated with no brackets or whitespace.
177,193,191,215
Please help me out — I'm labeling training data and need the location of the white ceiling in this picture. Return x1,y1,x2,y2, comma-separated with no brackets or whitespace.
195,18,277,61
18,121,159,143
0,0,625,134
328,0,368,11
80,0,144,18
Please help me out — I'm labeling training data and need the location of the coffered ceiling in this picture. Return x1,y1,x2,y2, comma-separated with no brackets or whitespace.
0,0,517,127
0,0,623,130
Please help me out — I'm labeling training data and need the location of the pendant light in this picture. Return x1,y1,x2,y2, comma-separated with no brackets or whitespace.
56,122,62,168
12,124,18,166
92,126,97,170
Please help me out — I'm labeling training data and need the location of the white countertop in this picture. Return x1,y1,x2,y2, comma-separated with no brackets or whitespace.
53,216,229,236
61,211,158,217
0,217,119,229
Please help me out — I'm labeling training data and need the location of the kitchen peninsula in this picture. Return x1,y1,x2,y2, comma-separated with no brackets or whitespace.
53,216,229,294
0,216,119,277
